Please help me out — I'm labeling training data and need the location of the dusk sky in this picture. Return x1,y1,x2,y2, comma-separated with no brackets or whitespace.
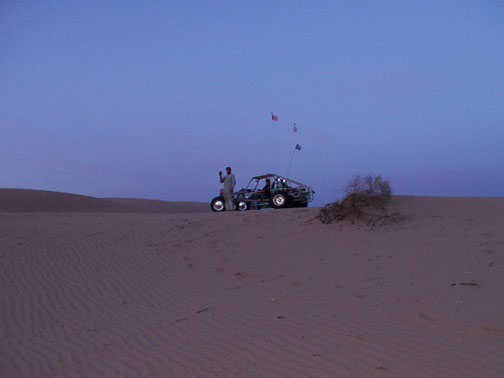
1,1,503,205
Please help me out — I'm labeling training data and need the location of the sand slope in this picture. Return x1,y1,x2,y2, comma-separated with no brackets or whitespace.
1,196,503,377
105,198,209,214
0,189,208,213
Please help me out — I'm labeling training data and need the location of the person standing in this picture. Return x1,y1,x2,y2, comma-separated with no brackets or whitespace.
219,167,236,211
262,178,271,198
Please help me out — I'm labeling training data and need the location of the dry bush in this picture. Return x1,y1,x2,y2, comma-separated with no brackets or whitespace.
319,175,400,228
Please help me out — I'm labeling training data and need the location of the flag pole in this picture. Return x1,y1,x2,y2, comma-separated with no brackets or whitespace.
270,113,278,173
286,123,298,178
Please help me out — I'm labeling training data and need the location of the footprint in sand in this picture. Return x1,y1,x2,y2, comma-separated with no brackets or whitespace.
409,312,437,325
234,271,251,279
180,256,194,268
466,326,504,337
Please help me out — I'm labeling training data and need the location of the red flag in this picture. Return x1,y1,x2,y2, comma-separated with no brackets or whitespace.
271,113,278,121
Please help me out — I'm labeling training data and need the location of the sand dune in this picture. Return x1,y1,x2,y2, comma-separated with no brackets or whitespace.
0,189,208,213
105,198,209,214
1,195,503,377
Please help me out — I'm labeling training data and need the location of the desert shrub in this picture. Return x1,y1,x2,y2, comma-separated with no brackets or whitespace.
318,175,397,227
345,175,391,200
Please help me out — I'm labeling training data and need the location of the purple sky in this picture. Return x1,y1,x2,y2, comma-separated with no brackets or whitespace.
1,1,503,205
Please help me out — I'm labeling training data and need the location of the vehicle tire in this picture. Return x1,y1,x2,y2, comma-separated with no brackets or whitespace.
298,202,308,208
236,201,249,211
271,192,289,209
210,196,226,212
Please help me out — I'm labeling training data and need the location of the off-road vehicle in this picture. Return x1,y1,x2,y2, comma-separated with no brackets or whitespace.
211,173,314,212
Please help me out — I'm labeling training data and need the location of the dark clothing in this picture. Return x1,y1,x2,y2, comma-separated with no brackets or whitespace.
263,183,271,198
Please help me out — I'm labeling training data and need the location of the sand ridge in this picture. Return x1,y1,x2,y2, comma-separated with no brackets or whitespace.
1,196,504,377
0,189,208,213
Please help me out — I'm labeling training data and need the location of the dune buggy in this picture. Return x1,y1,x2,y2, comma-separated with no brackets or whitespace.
211,173,314,212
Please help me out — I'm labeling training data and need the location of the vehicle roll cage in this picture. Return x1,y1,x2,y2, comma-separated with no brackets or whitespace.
246,173,312,192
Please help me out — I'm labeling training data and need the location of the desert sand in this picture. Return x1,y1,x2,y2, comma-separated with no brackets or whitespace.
0,189,208,213
1,190,503,377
